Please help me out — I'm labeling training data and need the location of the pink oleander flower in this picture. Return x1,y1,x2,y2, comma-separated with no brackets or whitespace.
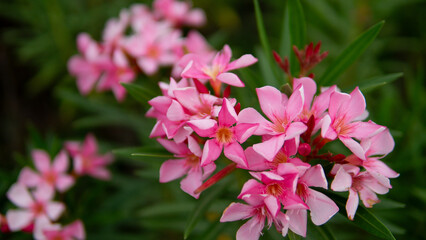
345,128,399,181
287,164,338,237
43,220,85,240
239,163,308,218
221,194,290,240
68,33,105,95
182,45,257,95
65,134,113,180
158,136,216,198
321,87,385,160
153,0,206,27
187,98,258,168
6,184,64,232
96,49,135,101
102,9,130,53
239,86,307,161
18,150,74,193
331,164,392,220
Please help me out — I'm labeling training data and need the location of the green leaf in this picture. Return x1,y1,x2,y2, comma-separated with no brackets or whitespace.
184,177,231,239
349,72,403,93
139,202,194,218
306,221,336,240
121,83,155,105
288,0,306,75
253,0,280,83
288,230,303,240
318,21,385,86
321,190,396,240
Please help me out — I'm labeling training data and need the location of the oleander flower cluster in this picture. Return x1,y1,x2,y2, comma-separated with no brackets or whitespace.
147,44,399,239
68,0,208,101
1,134,112,240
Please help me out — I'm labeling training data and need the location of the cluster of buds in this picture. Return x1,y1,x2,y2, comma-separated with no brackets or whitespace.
68,0,208,101
1,134,112,240
148,40,398,238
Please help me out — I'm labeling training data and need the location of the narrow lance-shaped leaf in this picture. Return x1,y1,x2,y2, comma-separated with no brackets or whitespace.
121,82,156,104
345,72,403,93
184,177,231,239
253,0,280,85
318,21,385,86
320,190,396,240
288,0,306,76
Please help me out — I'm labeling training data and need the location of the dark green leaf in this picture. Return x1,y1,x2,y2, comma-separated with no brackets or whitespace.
288,0,306,75
121,83,155,104
184,177,231,239
288,230,303,240
318,21,385,86
322,190,396,240
139,202,194,217
306,221,336,240
354,72,402,92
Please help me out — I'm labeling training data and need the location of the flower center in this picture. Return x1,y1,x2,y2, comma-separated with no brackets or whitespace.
186,154,200,167
271,150,288,168
333,116,351,135
147,45,160,59
296,183,309,201
31,202,45,215
216,127,234,144
266,183,284,197
44,170,57,185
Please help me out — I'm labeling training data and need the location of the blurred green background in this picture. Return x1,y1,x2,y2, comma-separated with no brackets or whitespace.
0,0,425,239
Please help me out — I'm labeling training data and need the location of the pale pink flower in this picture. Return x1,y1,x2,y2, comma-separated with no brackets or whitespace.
153,0,206,27
182,45,257,95
43,220,85,240
221,194,290,240
321,88,385,160
65,134,113,180
286,165,338,237
102,9,130,53
158,136,215,198
239,163,308,218
331,164,392,220
187,98,258,168
6,184,64,232
18,150,74,193
96,49,135,101
239,86,307,161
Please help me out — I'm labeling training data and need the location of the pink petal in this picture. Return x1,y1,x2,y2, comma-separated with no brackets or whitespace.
346,189,359,220
200,139,222,166
359,188,380,208
33,184,55,202
321,114,336,140
349,122,385,140
187,135,203,157
157,138,188,155
83,134,98,156
187,119,217,137
174,87,201,113
224,142,248,168
234,123,258,143
287,209,307,237
52,150,68,173
56,175,75,192
253,134,286,161
238,179,265,198
256,86,286,121
167,100,186,122
220,203,254,222
293,77,316,109
18,168,40,187
89,167,111,180
237,107,270,135
180,170,202,199
64,141,80,157
6,210,33,231
137,58,159,75
46,202,65,221
285,86,305,122
236,217,264,240
32,150,51,173
7,184,33,208
159,159,187,183
227,54,258,71
364,159,399,179
275,212,290,237
64,220,85,239
344,87,366,121
301,165,328,189
306,189,339,225
264,195,280,217
212,45,232,68
340,137,366,160
284,122,307,140
244,147,269,171
312,85,336,117
218,98,238,127
282,193,309,210
217,72,245,87
364,128,395,157
331,167,353,191
328,92,351,120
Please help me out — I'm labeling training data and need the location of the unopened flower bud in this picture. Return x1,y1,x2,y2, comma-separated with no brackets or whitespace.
298,143,311,156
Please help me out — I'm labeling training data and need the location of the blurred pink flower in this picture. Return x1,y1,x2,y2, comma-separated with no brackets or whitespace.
6,184,64,232
18,150,74,193
153,0,206,27
43,220,85,240
65,134,113,180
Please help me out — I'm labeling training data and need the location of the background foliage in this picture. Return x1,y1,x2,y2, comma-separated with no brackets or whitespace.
0,0,425,239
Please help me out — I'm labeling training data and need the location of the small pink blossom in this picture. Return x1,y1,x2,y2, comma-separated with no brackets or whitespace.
18,150,74,193
6,184,64,232
187,98,258,168
239,86,307,161
182,45,257,95
331,164,392,220
65,134,113,180
153,0,206,27
43,220,85,240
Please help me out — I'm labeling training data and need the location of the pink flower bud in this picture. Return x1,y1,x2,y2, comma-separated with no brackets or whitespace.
298,143,311,156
